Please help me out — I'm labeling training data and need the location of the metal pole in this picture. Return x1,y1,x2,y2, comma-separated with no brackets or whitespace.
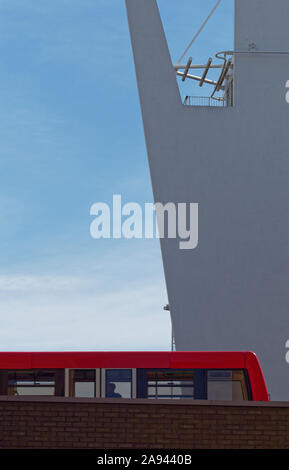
176,71,218,87
174,64,223,70
182,57,193,82
199,57,213,87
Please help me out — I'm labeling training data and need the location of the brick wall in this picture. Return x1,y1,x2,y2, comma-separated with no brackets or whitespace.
0,396,289,449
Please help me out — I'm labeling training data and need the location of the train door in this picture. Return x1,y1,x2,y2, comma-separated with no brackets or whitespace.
67,369,101,398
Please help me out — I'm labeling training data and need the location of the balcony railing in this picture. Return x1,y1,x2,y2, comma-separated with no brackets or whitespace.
183,96,226,107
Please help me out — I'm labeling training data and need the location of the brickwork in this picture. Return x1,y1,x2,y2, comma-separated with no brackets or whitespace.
0,396,289,449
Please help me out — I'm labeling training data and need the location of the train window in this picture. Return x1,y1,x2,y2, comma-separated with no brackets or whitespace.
69,369,96,398
207,370,249,400
105,369,132,398
146,370,194,399
8,370,56,396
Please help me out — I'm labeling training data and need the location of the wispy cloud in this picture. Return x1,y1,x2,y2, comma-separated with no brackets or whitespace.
0,273,170,351
0,275,93,292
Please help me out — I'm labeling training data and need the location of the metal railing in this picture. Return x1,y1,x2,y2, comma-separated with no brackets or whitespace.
183,96,226,107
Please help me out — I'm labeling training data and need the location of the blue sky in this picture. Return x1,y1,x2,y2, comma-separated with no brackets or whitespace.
0,0,233,351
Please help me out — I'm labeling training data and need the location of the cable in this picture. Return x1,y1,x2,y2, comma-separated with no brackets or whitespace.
176,0,222,66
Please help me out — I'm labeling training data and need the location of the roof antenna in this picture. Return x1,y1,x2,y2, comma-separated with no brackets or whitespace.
176,0,222,66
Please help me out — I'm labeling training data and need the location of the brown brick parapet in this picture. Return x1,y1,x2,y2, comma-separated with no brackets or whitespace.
0,396,289,449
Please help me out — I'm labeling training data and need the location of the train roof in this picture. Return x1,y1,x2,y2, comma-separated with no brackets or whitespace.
0,351,259,370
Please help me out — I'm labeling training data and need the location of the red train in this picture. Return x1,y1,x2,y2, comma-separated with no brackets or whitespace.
0,351,269,401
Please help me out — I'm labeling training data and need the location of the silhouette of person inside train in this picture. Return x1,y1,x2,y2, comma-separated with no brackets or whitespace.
107,382,122,398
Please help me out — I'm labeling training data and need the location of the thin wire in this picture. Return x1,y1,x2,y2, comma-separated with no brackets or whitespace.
176,0,222,66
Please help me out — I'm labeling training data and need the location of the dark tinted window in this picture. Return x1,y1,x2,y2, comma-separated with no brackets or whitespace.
105,369,132,398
